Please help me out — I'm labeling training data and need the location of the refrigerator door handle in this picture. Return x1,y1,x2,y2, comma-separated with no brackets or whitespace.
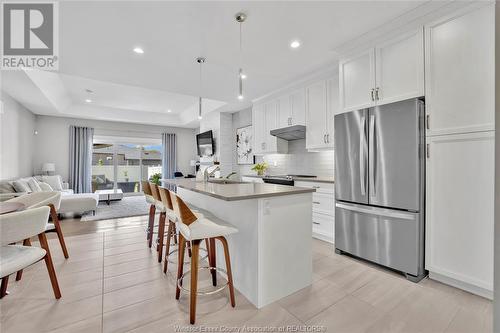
336,202,416,220
359,115,367,195
369,114,376,197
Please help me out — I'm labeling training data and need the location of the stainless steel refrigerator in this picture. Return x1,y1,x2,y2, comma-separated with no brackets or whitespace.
334,98,426,282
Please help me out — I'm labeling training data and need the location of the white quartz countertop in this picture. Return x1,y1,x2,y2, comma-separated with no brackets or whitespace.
243,174,335,183
161,178,315,201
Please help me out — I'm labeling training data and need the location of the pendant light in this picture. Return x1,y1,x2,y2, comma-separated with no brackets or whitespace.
235,12,246,100
196,57,205,120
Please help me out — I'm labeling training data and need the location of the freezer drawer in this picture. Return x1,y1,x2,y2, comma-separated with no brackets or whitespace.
335,202,423,276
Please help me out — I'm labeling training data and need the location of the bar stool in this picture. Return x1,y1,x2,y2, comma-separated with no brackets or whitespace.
141,181,157,248
171,192,237,324
149,183,168,262
158,186,209,274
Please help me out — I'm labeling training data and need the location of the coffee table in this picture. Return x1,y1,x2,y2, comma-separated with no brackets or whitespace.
95,189,123,205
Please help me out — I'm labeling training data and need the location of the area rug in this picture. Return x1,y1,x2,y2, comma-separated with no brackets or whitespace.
80,195,150,222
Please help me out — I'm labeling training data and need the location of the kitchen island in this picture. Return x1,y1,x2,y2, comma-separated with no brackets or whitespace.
162,178,314,308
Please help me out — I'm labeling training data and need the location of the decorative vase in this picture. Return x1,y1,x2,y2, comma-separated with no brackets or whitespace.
257,170,264,176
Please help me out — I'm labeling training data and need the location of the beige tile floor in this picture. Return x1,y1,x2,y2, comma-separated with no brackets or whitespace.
0,215,492,333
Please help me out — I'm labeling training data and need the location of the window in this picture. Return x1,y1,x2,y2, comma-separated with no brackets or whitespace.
92,142,162,194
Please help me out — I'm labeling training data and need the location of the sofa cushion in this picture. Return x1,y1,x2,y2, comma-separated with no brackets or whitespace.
39,175,63,191
0,182,16,194
38,182,54,191
27,178,42,192
12,180,31,193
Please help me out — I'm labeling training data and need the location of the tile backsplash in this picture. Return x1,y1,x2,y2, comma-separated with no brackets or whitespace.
237,139,334,178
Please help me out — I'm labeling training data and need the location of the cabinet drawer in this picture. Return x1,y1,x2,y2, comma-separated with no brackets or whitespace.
295,181,334,194
312,212,334,240
312,193,334,216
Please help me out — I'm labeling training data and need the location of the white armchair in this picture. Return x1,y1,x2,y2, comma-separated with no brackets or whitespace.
6,192,69,261
0,206,61,299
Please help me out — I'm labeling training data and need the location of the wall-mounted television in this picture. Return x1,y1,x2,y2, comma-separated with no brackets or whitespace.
196,130,215,157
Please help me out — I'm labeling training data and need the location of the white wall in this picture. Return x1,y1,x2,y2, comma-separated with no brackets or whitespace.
0,92,36,179
33,115,198,181
232,107,334,178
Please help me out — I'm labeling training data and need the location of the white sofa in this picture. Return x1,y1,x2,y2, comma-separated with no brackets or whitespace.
0,175,98,216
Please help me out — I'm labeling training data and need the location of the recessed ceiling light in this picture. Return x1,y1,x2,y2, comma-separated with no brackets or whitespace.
238,95,244,100
133,47,144,54
290,40,301,49
167,109,172,113
85,99,92,103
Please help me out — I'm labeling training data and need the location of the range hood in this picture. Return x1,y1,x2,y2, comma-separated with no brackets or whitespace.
270,125,306,141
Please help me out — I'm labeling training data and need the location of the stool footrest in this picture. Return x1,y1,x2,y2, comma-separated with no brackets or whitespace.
177,266,228,295
167,247,208,265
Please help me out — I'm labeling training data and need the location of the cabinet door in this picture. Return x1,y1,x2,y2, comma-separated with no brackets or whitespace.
305,80,327,149
375,29,424,106
325,76,338,148
339,49,376,112
426,131,494,293
290,89,306,126
264,101,278,152
277,95,291,128
252,104,265,155
425,4,494,136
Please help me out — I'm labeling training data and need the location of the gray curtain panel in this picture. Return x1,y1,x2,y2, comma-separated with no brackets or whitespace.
69,126,94,193
162,133,177,180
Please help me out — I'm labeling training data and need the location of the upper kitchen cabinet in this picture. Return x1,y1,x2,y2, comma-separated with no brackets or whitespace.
375,29,424,106
339,29,424,113
339,49,375,112
252,101,288,155
425,4,494,136
277,89,306,128
305,75,337,150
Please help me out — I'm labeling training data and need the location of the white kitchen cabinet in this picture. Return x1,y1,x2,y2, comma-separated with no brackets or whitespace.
426,131,495,298
252,102,287,155
277,89,306,128
339,49,375,112
339,29,424,113
252,104,265,155
425,4,494,136
295,180,335,243
375,29,424,106
305,76,336,150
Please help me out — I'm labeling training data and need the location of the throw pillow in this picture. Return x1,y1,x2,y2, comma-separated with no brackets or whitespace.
28,178,42,192
0,182,16,193
38,182,54,191
12,180,31,193
41,175,63,191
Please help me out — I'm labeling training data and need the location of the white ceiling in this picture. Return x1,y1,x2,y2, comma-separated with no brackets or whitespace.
2,1,433,127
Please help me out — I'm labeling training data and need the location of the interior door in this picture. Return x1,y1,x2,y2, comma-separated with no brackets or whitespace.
369,98,423,211
334,109,368,204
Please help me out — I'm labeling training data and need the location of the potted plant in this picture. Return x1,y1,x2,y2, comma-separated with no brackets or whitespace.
149,173,162,185
123,170,129,182
251,162,268,176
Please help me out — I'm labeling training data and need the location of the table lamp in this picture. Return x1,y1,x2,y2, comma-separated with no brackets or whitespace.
42,163,55,175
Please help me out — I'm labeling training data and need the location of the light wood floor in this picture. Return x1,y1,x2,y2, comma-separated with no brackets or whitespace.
0,214,492,333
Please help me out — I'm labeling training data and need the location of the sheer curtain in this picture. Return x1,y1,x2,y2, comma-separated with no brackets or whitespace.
162,133,177,180
69,126,94,193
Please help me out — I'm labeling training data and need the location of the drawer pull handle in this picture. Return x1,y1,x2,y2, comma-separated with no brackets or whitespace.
312,186,320,189
312,201,321,204
312,222,320,225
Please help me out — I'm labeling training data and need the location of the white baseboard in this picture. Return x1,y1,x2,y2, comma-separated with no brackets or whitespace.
429,271,493,300
312,232,333,244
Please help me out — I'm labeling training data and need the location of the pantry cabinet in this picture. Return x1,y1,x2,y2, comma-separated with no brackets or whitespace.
425,131,494,297
424,4,494,136
339,29,424,113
